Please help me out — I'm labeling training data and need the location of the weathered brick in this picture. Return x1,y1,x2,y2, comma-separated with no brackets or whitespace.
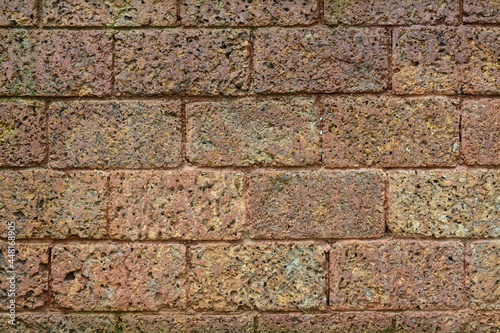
0,170,107,239
248,171,385,239
464,0,500,23
462,99,500,166
330,241,465,310
389,170,500,238
49,100,182,168
42,0,177,26
393,27,500,94
190,242,326,311
115,29,250,96
0,243,49,309
467,241,500,310
253,27,389,93
187,97,320,166
0,100,45,166
322,96,459,167
52,243,186,311
181,0,317,26
121,314,253,333
325,0,459,25
0,0,37,26
109,171,245,240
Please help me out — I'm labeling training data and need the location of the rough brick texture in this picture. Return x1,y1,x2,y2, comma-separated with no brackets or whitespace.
0,0,37,26
396,311,500,332
464,0,500,23
467,241,500,310
0,314,117,333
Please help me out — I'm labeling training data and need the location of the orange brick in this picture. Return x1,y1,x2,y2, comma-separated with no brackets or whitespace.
467,241,500,310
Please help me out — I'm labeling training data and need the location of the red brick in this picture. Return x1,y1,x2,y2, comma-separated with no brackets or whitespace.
0,100,46,166
109,171,245,240
253,27,389,93
51,243,186,311
115,29,250,96
49,100,182,168
396,311,500,333
248,171,385,239
467,241,500,310
0,0,37,26
462,99,500,166
187,97,320,166
464,0,500,23
330,241,465,310
322,96,459,167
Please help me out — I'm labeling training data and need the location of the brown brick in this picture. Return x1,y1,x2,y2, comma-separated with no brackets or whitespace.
467,241,500,310
190,242,326,311
42,0,177,26
389,170,500,238
253,27,389,93
394,27,500,94
115,29,250,96
0,243,49,309
49,100,182,168
248,171,385,239
181,0,317,26
52,243,186,311
0,170,107,239
0,0,37,26
325,0,459,25
330,241,465,310
464,0,500,23
462,99,500,166
0,100,46,166
121,314,253,333
322,96,459,167
187,97,320,166
109,171,245,240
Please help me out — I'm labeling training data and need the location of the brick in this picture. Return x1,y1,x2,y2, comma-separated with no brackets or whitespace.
464,0,500,23
0,0,37,26
389,170,500,238
190,242,326,311
49,100,182,168
248,171,385,239
0,314,117,333
187,97,320,166
325,0,459,25
393,27,500,94
109,171,245,240
0,243,49,309
257,313,396,333
0,100,46,166
467,241,500,310
322,96,459,167
181,0,317,26
0,30,112,96
121,314,253,333
253,27,389,93
51,243,186,311
42,0,177,26
462,99,500,166
0,170,107,239
330,241,465,310
396,311,500,333
115,29,250,96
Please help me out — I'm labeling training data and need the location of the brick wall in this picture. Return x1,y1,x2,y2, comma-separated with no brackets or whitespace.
0,0,499,332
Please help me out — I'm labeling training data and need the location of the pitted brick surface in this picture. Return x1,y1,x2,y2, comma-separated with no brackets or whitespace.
0,0,37,26
464,0,500,23
395,311,500,332
0,314,117,333
467,241,500,310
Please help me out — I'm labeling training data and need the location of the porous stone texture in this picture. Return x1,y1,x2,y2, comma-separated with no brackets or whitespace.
462,99,500,166
42,0,177,26
253,27,389,93
0,243,49,309
108,170,245,240
189,242,326,311
115,29,250,96
48,100,182,168
186,97,319,166
325,0,459,25
51,243,186,311
467,241,500,310
389,170,500,238
247,171,385,239
0,30,112,96
0,100,46,166
0,170,107,239
0,0,37,26
330,241,465,310
0,314,117,333
181,0,317,26
121,314,253,333
393,27,500,94
464,0,500,23
322,96,459,167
